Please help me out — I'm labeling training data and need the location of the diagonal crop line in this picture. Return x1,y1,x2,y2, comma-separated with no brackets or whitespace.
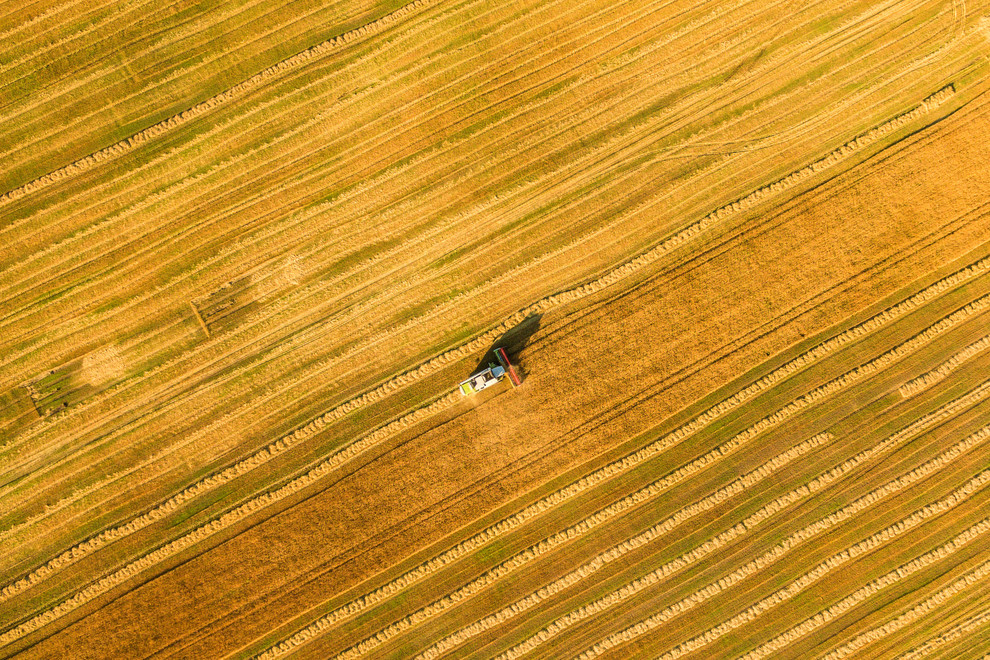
894,602,990,659
244,259,990,658
734,517,990,660
467,422,990,660
256,262,990,658
397,285,990,660
899,333,990,397
605,478,990,660
352,290,990,658
0,88,974,612
0,0,443,207
0,390,461,647
0,86,967,649
327,432,836,660
819,559,990,660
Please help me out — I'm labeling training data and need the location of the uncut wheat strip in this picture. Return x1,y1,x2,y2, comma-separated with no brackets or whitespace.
897,603,990,659
0,387,465,648
819,561,990,659
326,429,833,660
900,334,990,397
543,398,990,659
322,289,990,659
253,300,990,658
431,423,990,660
734,522,990,660
585,474,990,660
0,0,440,206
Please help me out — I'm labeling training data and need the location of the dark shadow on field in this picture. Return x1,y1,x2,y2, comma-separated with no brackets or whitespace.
469,313,542,384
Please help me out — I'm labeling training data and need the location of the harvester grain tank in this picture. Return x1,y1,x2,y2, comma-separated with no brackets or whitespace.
458,346,521,396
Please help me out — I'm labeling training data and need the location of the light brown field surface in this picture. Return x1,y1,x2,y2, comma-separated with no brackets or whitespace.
2,0,990,658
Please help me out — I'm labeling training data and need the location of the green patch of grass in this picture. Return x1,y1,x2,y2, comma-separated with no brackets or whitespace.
167,485,235,529
390,288,466,325
320,236,405,280
472,539,506,566
429,246,468,270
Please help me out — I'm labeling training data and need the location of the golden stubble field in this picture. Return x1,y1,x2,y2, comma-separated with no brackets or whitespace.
2,0,990,658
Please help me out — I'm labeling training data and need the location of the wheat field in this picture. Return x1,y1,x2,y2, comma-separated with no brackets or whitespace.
3,0,990,657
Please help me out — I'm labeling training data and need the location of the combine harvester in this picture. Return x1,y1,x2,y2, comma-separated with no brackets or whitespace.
459,346,521,396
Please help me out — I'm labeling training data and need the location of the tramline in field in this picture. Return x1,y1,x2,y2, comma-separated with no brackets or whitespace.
459,346,521,396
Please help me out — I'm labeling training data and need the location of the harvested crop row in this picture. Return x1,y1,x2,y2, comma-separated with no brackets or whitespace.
0,388,464,646
896,602,990,659
605,478,990,660
341,290,990,660
327,435,836,660
265,430,825,659
735,520,990,660
441,422,990,660
222,254,990,658
899,333,990,397
5,88,974,606
820,563,990,659
0,0,440,206
554,402,990,659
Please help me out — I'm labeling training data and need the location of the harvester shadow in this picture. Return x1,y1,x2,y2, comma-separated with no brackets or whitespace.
469,313,542,384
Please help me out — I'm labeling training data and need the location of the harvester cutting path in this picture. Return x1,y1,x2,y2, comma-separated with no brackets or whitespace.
459,346,520,396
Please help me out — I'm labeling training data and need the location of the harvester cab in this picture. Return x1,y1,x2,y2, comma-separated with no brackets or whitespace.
458,346,522,396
